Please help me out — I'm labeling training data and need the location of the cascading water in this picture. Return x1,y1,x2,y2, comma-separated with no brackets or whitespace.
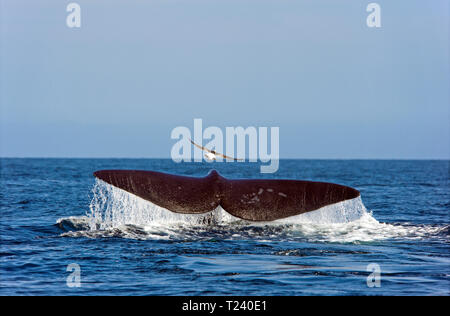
56,179,448,242
87,179,370,229
87,179,242,229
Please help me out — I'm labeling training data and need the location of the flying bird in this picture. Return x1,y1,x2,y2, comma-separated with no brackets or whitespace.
189,139,243,161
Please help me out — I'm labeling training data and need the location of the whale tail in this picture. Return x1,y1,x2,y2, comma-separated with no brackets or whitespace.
93,169,360,222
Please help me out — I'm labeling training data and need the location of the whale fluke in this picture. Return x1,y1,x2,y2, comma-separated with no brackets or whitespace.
93,169,360,222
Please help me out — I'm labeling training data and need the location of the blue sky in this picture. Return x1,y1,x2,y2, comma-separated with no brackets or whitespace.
1,0,448,158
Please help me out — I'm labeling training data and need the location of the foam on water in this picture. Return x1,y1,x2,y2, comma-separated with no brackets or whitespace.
58,179,448,242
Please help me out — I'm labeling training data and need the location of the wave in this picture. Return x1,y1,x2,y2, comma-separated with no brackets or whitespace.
56,180,449,243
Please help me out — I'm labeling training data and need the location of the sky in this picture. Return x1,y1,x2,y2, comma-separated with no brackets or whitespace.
0,0,449,159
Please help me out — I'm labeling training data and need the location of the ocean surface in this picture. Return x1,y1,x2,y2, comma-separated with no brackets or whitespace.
0,158,448,296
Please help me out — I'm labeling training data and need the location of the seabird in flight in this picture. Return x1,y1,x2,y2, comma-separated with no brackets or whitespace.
189,139,243,161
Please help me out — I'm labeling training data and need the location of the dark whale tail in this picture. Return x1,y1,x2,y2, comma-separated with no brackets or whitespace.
93,169,360,222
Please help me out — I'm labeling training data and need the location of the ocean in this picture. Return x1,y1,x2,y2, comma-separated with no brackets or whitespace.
0,158,448,295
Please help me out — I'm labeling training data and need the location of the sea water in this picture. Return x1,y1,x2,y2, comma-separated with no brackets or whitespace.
0,159,448,295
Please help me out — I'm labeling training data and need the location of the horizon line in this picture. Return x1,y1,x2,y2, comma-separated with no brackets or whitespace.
0,156,449,161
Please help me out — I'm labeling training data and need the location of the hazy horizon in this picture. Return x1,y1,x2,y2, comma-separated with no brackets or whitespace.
1,157,449,161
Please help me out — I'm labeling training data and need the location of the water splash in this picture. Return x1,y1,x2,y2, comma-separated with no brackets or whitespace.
57,179,448,242
87,179,241,229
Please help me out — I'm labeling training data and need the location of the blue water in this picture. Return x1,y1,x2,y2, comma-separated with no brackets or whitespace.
0,158,449,295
